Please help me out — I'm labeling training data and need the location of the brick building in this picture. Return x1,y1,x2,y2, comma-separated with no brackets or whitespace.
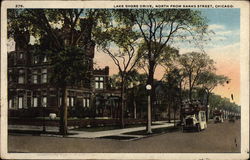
8,38,120,118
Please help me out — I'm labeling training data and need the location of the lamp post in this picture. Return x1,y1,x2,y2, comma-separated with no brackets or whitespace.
146,84,152,134
207,105,210,121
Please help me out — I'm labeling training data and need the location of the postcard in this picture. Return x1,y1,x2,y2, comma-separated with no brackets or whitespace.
0,0,249,159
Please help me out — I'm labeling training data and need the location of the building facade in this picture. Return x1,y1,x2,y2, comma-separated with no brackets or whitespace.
8,44,120,118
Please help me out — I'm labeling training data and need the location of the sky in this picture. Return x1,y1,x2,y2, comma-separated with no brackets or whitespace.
7,8,241,105
95,8,241,105
197,9,240,105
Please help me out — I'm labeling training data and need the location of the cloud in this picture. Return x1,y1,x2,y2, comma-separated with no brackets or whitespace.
207,23,239,44
210,43,240,62
208,24,225,30
169,22,239,54
212,36,227,41
215,30,233,36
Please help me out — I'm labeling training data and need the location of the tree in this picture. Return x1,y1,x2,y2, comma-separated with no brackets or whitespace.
198,71,229,106
178,52,215,100
137,43,179,78
126,70,148,119
197,71,229,120
163,68,183,123
209,94,240,118
7,9,109,135
98,24,142,128
115,9,208,130
120,9,207,97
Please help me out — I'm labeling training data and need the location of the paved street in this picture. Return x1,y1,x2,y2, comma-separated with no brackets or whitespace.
8,120,240,153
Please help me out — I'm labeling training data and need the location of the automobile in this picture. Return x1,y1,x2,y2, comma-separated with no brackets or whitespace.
213,110,224,123
181,100,207,132
228,115,235,122
236,115,241,120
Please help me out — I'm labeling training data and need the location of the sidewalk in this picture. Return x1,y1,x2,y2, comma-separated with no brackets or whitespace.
9,121,176,139
68,122,174,139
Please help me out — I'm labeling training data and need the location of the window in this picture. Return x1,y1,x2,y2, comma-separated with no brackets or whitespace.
95,82,99,89
33,56,38,64
99,82,103,89
196,114,199,121
95,76,104,89
59,97,62,106
87,99,90,107
83,98,90,108
8,69,12,82
71,97,74,107
19,53,23,59
41,69,47,83
42,97,47,107
18,76,24,84
8,99,13,109
18,69,25,84
43,56,47,62
19,69,24,74
33,97,38,107
18,97,23,109
201,112,205,121
67,97,70,106
32,70,38,84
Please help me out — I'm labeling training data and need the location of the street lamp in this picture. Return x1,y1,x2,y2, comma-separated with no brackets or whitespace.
146,84,152,134
207,105,210,121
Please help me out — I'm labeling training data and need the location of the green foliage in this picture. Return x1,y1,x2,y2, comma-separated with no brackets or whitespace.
7,9,31,39
110,70,148,89
179,52,215,74
136,43,179,73
126,70,148,86
197,71,229,91
7,9,102,87
178,52,216,99
49,46,90,86
68,105,93,118
128,84,148,115
115,9,208,54
209,94,240,113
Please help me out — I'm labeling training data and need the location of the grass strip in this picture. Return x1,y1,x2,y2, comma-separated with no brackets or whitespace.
73,123,160,132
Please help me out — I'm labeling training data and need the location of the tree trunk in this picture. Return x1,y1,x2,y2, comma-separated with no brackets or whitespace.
59,86,68,135
189,74,192,100
133,98,137,119
120,76,125,128
179,82,183,123
206,91,210,122
168,102,171,123
174,109,176,126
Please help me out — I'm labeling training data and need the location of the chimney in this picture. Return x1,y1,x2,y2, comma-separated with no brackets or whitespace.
105,66,109,75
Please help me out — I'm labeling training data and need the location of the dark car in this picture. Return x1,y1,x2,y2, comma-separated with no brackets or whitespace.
229,116,235,122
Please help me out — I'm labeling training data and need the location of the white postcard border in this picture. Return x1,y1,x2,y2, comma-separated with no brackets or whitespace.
1,1,249,159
